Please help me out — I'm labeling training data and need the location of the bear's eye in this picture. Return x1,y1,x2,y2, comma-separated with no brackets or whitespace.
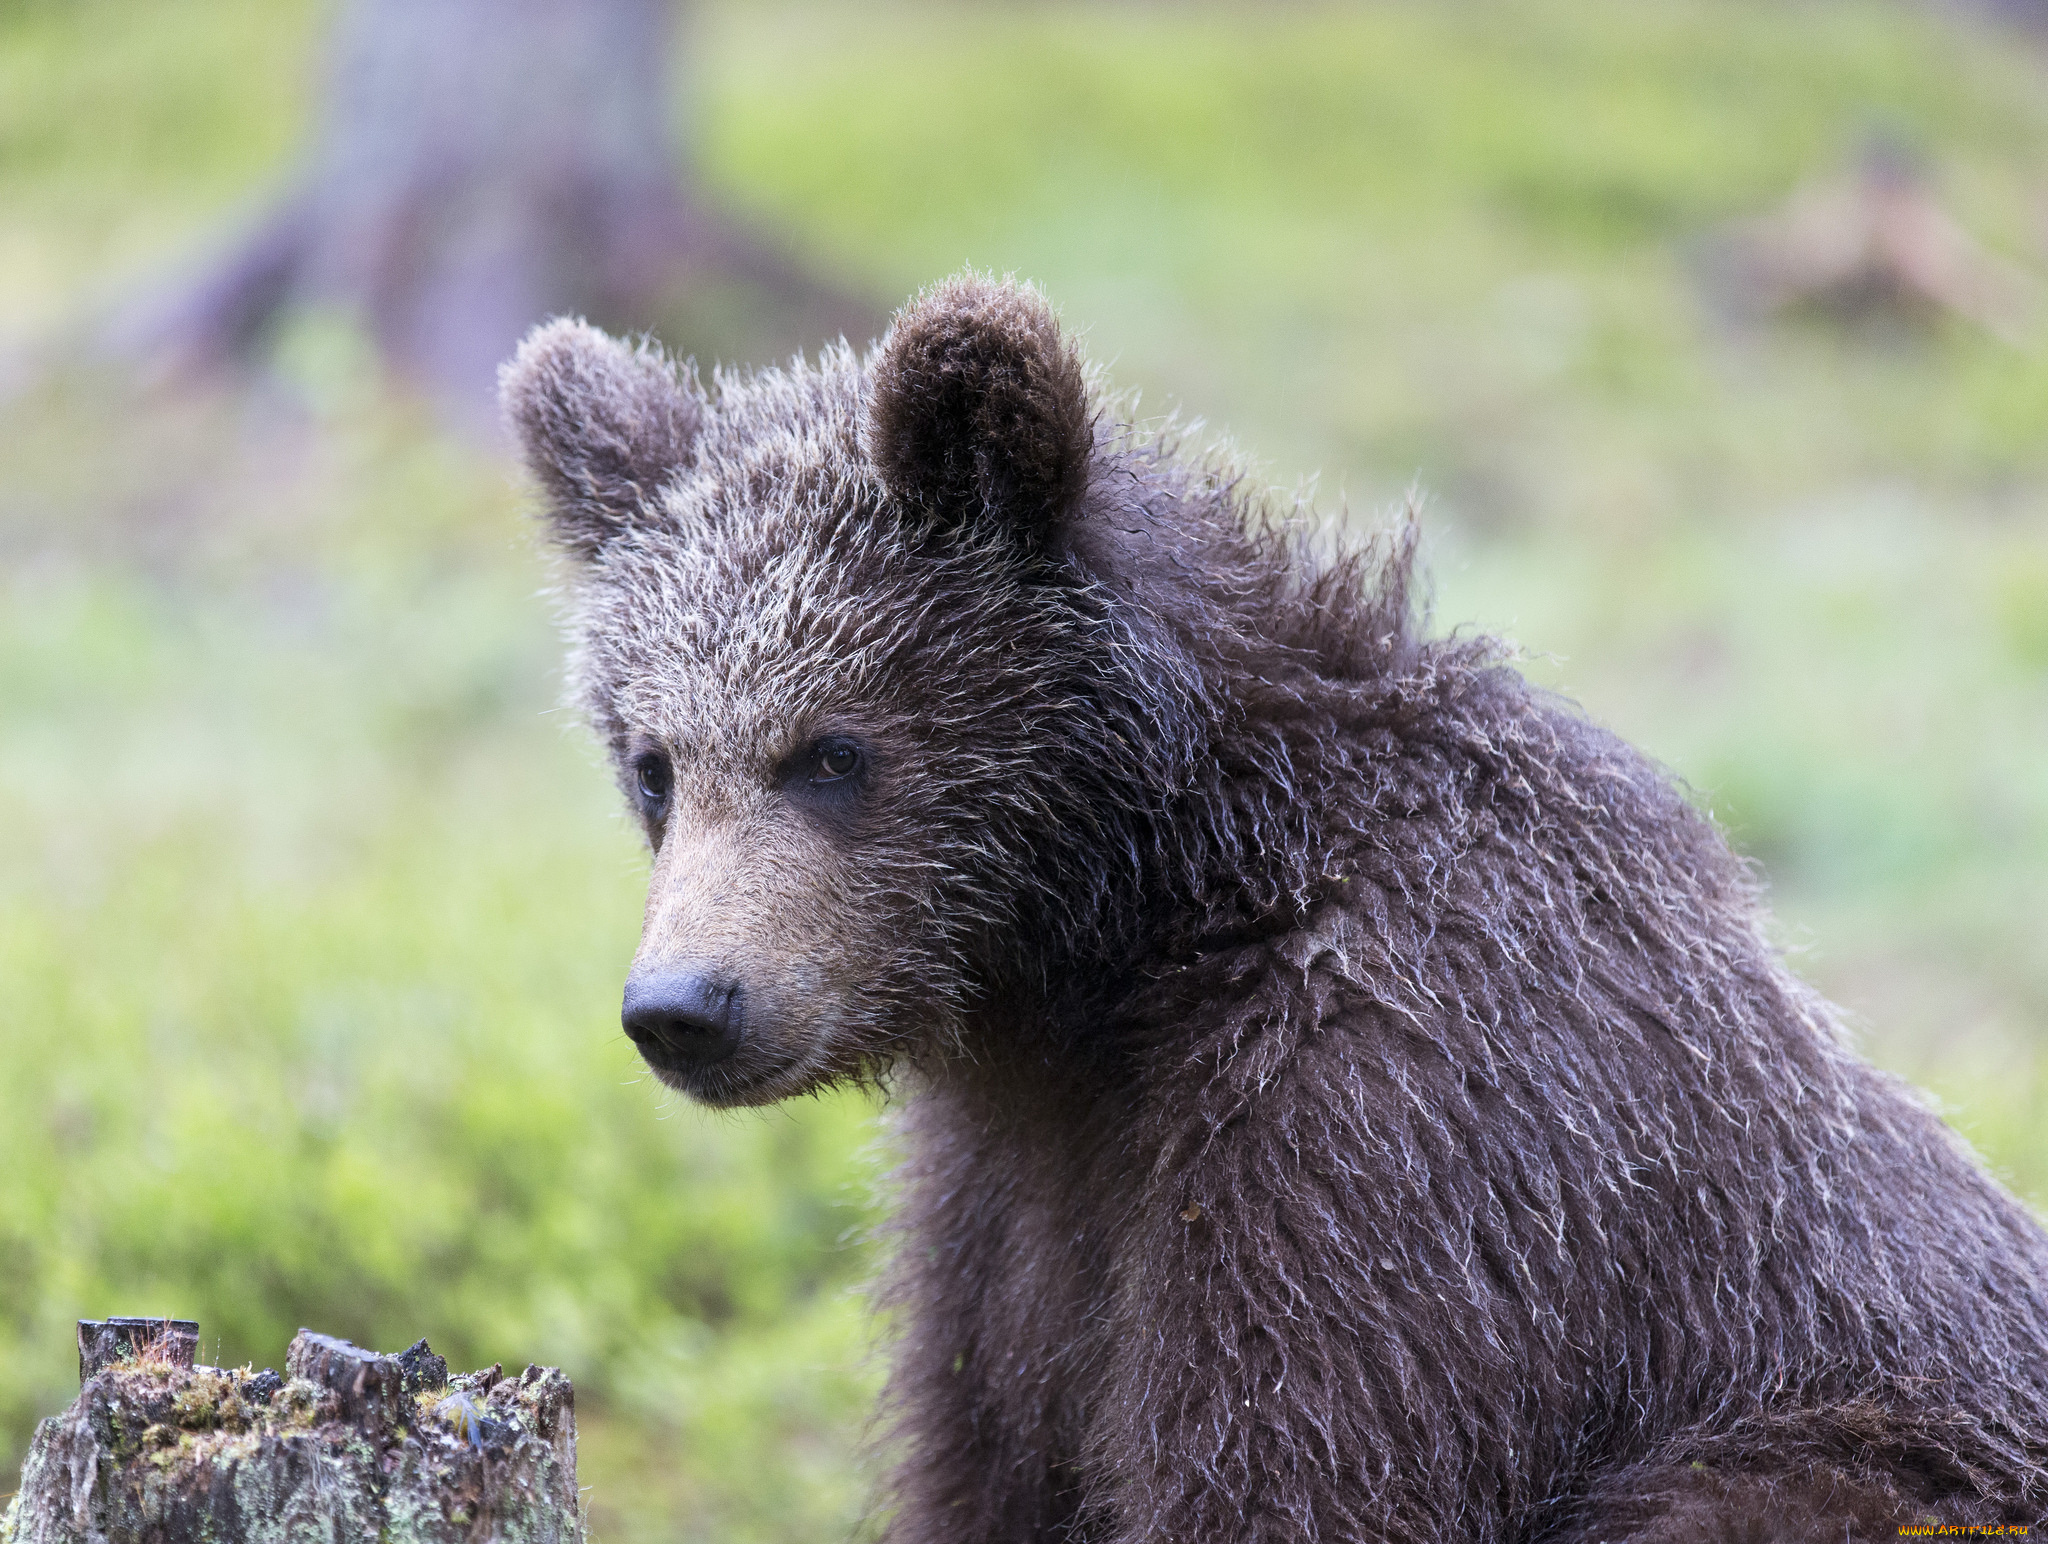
810,739,861,783
633,752,672,812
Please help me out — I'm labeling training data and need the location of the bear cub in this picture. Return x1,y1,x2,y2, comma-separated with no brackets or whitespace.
503,274,2048,1543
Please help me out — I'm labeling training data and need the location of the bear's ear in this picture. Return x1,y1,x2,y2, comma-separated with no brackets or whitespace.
865,274,1092,545
499,318,704,562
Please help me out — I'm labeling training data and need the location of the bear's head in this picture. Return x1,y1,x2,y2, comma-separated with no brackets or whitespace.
502,275,1231,1106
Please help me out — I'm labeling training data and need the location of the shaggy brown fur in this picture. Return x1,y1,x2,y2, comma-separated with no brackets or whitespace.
501,274,2048,1543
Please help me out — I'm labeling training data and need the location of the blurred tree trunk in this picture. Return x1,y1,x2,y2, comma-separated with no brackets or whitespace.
112,0,862,422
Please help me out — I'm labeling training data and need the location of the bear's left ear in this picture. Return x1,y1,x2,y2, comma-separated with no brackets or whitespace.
865,274,1092,546
499,318,705,563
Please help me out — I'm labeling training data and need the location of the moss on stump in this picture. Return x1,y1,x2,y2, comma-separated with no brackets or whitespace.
2,1321,581,1543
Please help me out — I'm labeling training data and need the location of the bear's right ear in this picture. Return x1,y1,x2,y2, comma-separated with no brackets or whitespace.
865,274,1092,548
499,318,704,562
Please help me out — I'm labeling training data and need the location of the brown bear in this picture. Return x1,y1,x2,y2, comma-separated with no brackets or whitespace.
501,274,2048,1543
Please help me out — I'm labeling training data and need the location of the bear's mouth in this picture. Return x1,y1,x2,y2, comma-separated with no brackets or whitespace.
618,953,857,1107
635,1040,822,1109
621,966,806,1103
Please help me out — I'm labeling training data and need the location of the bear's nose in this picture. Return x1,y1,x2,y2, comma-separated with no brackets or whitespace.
621,967,745,1071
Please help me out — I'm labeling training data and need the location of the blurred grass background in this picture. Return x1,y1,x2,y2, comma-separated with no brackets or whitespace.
3,1,2046,1539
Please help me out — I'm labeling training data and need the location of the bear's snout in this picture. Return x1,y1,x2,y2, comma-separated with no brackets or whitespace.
621,965,745,1074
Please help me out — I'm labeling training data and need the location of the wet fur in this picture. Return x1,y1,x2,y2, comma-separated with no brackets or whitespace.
504,277,2048,1541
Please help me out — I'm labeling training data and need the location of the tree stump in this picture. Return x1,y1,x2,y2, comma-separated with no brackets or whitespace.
103,0,873,424
1,1321,581,1543
1699,137,2039,344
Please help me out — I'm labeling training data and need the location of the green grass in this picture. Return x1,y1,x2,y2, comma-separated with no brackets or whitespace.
3,2,2046,1539
0,0,320,335
704,0,2048,500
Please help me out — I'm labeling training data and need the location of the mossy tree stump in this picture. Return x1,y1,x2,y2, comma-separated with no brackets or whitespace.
2,1320,581,1543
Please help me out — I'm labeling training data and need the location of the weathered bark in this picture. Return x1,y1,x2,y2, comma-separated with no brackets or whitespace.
108,0,867,421
2,1322,580,1543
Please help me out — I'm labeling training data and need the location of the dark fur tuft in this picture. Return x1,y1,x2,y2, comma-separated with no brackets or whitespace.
499,317,703,561
866,273,1092,543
